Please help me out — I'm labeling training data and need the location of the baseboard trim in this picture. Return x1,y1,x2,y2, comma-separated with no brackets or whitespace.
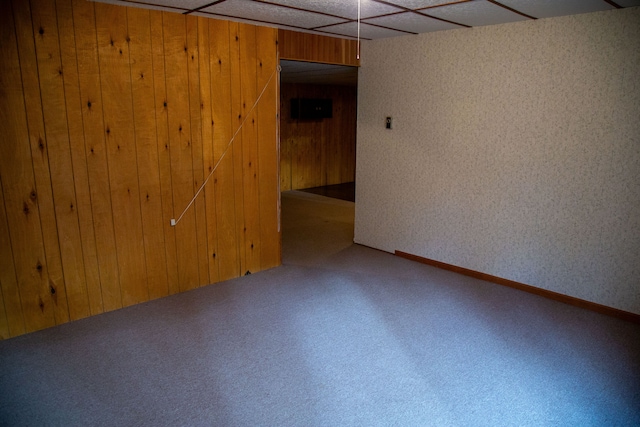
395,250,640,324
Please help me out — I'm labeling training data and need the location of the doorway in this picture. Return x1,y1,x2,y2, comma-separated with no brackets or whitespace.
279,60,357,201
279,60,358,265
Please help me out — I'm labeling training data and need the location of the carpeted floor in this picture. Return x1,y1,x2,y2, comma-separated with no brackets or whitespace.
1,190,639,426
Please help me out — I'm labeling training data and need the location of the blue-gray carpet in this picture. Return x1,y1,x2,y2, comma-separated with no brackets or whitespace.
1,191,639,426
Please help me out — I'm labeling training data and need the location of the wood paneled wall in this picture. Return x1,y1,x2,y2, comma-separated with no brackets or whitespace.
278,29,360,67
0,0,280,339
280,84,357,191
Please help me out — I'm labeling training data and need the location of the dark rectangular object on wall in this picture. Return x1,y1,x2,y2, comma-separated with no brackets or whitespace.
291,98,332,119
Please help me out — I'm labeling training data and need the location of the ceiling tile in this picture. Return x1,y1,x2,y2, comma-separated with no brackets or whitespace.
324,21,410,39
364,11,461,34
92,0,640,41
498,0,614,19
381,0,461,9
88,0,190,13
259,0,401,19
141,0,209,10
425,0,530,26
201,0,348,29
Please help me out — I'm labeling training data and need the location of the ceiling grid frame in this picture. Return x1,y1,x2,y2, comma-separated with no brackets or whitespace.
89,0,636,40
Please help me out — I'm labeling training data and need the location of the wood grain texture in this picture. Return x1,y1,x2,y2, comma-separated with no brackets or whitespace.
0,1,281,339
278,29,360,66
0,184,13,337
256,26,281,270
229,22,247,276
186,15,211,288
278,29,358,192
72,0,122,312
0,178,24,338
163,12,200,293
280,84,357,190
210,19,240,282
33,0,90,321
12,0,71,327
239,23,261,274
57,0,104,317
198,17,221,285
32,0,90,320
1,0,57,333
96,3,149,307
128,7,170,301
150,9,180,297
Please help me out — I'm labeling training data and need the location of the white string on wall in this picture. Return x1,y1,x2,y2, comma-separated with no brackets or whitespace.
170,65,280,227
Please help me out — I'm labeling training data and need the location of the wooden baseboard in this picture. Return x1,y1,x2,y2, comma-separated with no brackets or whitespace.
395,250,640,324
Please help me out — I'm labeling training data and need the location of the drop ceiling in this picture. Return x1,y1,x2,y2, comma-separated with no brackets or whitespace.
93,0,640,40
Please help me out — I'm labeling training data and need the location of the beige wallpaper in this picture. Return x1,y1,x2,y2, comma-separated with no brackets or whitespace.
355,8,640,314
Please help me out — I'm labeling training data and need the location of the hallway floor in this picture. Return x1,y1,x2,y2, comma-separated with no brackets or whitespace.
297,182,355,202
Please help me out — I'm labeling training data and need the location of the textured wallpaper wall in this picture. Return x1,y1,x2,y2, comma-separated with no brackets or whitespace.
355,8,640,314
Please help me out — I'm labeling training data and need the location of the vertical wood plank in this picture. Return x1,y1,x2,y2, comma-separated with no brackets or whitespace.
325,89,338,185
95,2,149,307
128,7,169,300
13,0,72,326
0,285,8,340
256,26,281,270
279,89,293,192
319,111,328,186
239,23,261,274
210,19,239,281
186,15,210,287
0,286,8,340
2,1,283,338
1,0,57,333
57,0,105,317
163,11,200,292
229,22,247,275
72,0,122,312
0,183,12,337
0,177,25,338
33,0,90,321
150,10,180,296
280,83,356,191
198,17,220,285
0,176,11,337
0,287,8,340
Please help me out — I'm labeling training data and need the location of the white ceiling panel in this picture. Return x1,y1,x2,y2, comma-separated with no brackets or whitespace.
134,0,206,10
91,0,638,40
201,0,348,29
498,0,614,19
88,0,189,13
382,0,463,9
425,0,530,27
325,21,410,39
365,11,461,34
261,0,401,19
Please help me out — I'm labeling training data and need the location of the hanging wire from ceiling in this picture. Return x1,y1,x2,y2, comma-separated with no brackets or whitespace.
357,0,361,60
